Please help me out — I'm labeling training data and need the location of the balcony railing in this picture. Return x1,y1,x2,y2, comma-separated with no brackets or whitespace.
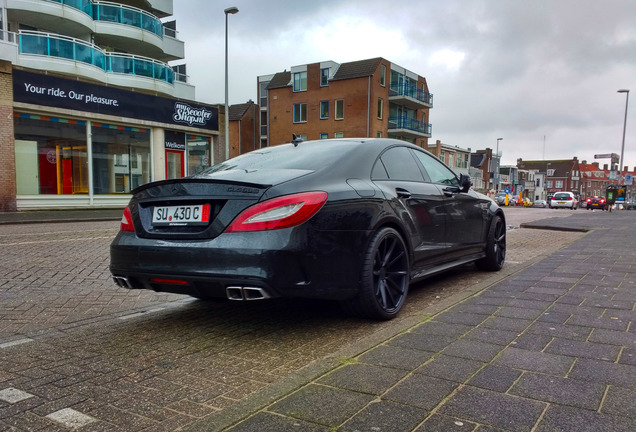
93,1,163,38
389,83,434,106
45,0,164,38
0,29,17,43
388,115,432,135
46,0,92,15
19,31,175,83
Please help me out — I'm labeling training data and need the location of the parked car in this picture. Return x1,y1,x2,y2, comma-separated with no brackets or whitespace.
585,196,607,211
494,192,508,205
550,192,578,209
533,199,548,208
110,138,506,320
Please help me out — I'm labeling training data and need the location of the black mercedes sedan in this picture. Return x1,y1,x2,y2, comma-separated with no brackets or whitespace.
110,138,506,320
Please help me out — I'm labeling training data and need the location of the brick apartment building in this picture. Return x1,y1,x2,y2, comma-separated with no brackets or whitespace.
257,57,433,148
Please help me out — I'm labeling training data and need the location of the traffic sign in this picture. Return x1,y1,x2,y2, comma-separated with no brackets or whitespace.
504,188,510,194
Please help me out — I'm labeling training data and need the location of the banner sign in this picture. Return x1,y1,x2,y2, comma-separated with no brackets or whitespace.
13,69,218,131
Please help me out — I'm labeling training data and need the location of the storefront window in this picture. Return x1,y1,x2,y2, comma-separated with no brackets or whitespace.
14,114,88,195
187,135,211,175
91,123,151,194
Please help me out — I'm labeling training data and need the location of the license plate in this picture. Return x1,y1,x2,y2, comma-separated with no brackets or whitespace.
152,204,211,226
558,201,566,204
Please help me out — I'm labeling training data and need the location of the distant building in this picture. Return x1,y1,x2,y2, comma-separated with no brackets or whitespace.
228,101,259,158
517,158,581,198
470,148,494,193
427,140,471,177
258,57,433,148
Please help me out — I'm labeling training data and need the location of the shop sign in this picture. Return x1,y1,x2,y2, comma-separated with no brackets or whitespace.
165,130,186,150
13,70,218,131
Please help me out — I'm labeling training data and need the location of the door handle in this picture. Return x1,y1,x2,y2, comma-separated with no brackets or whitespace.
396,188,412,199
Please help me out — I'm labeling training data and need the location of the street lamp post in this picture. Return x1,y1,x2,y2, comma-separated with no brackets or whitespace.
618,89,630,185
224,6,239,161
495,138,503,191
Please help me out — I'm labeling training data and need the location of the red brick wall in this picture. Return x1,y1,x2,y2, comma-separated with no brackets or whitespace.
0,62,16,212
268,62,380,146
229,103,258,158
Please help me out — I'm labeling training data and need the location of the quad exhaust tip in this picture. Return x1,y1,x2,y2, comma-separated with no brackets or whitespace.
226,286,269,301
112,276,133,289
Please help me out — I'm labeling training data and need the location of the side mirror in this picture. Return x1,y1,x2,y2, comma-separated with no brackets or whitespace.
458,173,472,192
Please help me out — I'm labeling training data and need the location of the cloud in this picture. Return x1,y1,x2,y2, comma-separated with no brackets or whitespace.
172,0,636,168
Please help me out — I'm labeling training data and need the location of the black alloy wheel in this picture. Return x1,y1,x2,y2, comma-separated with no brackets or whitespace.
476,215,506,271
343,227,409,320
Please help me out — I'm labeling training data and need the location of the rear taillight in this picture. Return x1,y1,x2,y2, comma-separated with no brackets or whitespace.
586,198,591,203
120,207,135,232
226,191,328,232
600,199,605,204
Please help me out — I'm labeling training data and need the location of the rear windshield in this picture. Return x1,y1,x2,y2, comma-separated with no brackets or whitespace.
554,193,571,199
195,141,360,176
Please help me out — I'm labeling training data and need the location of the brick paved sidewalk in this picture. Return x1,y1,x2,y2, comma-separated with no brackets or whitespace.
186,211,636,432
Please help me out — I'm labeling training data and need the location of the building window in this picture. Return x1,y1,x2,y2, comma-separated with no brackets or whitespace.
546,181,553,188
377,132,382,138
380,65,386,87
320,133,328,139
334,132,344,138
259,81,268,107
320,68,329,86
377,98,383,119
293,103,307,123
293,71,307,92
555,180,564,188
320,100,329,119
335,99,344,120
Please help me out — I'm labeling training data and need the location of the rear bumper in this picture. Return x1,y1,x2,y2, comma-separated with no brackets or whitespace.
109,227,369,301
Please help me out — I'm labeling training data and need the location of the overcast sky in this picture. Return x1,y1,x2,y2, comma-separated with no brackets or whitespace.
172,0,636,169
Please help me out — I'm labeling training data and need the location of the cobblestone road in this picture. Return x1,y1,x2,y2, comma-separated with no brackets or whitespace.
0,208,586,431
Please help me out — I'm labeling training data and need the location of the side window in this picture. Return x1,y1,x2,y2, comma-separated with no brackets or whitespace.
412,150,458,186
373,147,423,182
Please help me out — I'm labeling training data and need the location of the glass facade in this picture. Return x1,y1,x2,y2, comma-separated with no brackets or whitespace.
91,122,151,193
187,135,211,176
14,114,89,195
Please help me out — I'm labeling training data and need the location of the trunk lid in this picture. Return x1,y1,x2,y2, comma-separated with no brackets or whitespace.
130,169,312,239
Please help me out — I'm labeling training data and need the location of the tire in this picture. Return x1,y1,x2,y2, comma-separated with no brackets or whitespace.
476,215,506,271
342,227,409,320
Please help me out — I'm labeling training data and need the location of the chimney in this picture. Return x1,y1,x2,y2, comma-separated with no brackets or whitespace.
603,164,608,170
581,160,587,165
593,162,599,168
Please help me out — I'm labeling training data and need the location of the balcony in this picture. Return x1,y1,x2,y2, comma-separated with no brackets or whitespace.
17,30,182,96
388,83,434,109
388,115,432,139
7,0,184,61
